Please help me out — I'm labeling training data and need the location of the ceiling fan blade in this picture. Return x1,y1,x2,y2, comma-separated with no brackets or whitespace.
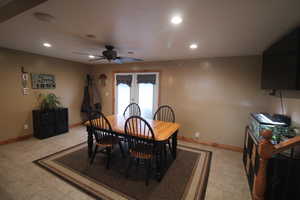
117,57,143,63
72,51,102,57
89,57,105,62
113,59,123,64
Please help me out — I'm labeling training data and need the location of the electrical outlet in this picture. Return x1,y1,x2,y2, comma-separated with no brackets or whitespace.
195,132,200,138
23,124,28,130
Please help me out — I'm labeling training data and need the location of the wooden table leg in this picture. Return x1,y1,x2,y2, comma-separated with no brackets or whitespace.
87,126,93,158
155,131,179,181
156,143,163,181
172,130,178,159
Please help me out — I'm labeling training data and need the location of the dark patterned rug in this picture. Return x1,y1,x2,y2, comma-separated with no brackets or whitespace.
34,143,212,200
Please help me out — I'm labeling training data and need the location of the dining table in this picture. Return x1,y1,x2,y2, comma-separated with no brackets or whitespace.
84,114,180,180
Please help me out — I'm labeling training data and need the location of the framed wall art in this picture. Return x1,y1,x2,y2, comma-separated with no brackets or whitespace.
31,73,56,89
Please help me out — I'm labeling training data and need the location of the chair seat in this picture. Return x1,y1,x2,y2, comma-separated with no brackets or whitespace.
129,143,153,159
95,135,120,147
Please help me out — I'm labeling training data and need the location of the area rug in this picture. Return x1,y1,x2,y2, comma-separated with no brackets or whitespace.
34,142,212,200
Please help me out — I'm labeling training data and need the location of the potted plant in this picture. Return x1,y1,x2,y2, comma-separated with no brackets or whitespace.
38,93,62,111
33,93,68,139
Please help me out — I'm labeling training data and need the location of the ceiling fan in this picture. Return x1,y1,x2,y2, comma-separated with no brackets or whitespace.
73,45,143,64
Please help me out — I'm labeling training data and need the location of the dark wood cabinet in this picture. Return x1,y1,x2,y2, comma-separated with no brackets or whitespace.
243,127,300,200
33,108,69,139
243,127,260,192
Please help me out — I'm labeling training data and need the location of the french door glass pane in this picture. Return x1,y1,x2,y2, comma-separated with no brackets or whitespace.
138,83,154,118
117,83,130,115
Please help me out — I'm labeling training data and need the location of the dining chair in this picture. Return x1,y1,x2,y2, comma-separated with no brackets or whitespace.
88,111,125,169
124,115,157,185
123,103,141,118
153,105,175,159
153,105,175,123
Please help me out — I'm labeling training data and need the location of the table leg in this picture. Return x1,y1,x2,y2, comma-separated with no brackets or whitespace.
156,143,162,181
155,131,178,181
87,126,93,158
172,130,178,159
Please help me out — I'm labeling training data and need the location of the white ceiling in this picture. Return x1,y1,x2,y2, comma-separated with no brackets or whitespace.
0,0,300,64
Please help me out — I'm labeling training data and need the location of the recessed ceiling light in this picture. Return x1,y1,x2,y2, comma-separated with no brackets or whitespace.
43,43,52,47
171,16,182,25
89,55,95,59
189,43,198,49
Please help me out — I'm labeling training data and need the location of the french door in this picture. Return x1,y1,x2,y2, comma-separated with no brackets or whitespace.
114,72,159,118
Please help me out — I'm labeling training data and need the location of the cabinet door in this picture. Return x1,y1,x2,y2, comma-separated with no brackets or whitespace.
40,112,56,138
55,109,68,134
266,156,300,200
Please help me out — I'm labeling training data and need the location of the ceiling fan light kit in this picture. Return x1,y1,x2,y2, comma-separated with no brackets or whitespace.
76,45,143,64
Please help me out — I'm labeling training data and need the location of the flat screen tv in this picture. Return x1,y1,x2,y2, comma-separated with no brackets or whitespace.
261,28,300,90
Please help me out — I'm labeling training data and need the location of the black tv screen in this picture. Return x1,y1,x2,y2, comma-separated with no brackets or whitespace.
261,28,300,90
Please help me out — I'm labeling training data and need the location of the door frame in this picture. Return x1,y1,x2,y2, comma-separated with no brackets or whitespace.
112,70,161,115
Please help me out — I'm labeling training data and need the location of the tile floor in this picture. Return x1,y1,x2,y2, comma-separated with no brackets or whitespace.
0,127,251,200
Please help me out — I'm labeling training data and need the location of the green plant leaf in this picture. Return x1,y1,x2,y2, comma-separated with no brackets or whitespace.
38,93,62,111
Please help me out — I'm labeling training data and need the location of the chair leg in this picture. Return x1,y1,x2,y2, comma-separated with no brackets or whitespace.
90,145,98,165
163,144,167,165
119,141,125,158
106,147,112,169
146,159,152,186
136,158,140,171
168,140,173,155
156,149,161,181
126,156,133,178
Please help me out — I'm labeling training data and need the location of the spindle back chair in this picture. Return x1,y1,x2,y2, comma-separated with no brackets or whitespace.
153,105,175,123
88,111,124,169
123,103,141,118
153,105,176,160
124,115,156,185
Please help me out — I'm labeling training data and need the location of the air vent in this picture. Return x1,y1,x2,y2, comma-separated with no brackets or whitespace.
86,34,96,39
34,12,55,23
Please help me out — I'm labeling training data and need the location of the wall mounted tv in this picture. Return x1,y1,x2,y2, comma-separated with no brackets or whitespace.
261,28,300,90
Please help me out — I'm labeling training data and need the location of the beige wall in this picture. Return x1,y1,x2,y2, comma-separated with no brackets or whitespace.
91,56,271,147
0,48,90,141
0,49,277,147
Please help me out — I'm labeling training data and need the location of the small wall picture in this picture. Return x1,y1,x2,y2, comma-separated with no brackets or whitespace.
31,73,56,89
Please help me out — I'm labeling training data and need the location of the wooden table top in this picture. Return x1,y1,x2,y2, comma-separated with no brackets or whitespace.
85,114,180,141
